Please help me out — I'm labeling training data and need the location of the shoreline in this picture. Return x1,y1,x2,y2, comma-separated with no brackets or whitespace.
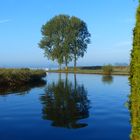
0,68,47,88
47,70,129,76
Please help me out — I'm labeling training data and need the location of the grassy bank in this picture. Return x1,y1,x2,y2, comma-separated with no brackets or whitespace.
47,66,129,75
0,68,47,88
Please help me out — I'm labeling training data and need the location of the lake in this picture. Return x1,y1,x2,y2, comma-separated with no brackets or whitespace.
0,73,131,140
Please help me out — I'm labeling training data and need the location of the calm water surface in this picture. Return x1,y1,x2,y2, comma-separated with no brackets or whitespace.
0,73,131,140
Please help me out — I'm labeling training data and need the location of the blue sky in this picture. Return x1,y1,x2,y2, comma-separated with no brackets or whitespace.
0,0,138,68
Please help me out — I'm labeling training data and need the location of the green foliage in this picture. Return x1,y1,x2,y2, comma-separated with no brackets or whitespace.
68,16,91,70
39,15,71,69
39,15,90,70
130,3,140,84
102,65,113,75
129,2,140,140
129,86,140,140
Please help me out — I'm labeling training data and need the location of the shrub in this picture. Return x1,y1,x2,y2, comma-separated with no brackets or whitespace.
102,65,113,75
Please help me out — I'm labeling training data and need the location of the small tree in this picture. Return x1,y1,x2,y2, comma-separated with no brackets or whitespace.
102,65,113,75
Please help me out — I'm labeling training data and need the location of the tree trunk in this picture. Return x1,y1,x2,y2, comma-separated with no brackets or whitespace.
65,58,68,71
65,63,68,71
59,63,62,71
74,55,77,73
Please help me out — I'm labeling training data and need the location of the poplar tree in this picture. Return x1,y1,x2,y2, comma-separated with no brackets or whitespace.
129,1,140,139
130,1,140,85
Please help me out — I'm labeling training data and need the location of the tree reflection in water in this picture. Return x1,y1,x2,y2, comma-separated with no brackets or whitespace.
40,74,90,129
102,75,113,84
0,80,46,96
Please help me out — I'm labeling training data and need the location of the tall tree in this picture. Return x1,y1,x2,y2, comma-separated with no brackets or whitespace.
69,17,91,71
39,15,90,71
39,15,71,70
130,1,140,85
129,1,140,140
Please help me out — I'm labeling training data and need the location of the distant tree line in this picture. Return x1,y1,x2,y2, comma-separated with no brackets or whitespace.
39,15,91,71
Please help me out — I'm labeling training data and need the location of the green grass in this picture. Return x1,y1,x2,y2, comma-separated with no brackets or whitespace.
47,66,129,75
0,68,47,88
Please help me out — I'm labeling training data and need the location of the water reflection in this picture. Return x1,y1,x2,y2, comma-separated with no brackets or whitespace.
40,74,90,129
102,75,113,84
0,80,46,95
